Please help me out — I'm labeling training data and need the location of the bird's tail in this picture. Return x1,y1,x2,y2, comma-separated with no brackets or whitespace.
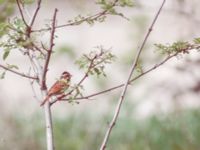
40,95,50,106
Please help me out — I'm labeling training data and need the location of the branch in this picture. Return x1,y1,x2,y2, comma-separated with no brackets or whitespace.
60,42,199,102
24,0,42,37
44,102,55,150
41,8,58,90
16,0,29,28
29,0,42,27
40,9,58,150
0,64,38,80
61,58,170,100
100,0,166,149
32,0,119,32
70,52,180,101
53,10,108,30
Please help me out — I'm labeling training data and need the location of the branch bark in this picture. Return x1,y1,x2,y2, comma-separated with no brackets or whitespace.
16,0,29,27
0,64,38,80
40,8,58,150
100,0,166,149
41,9,57,90
29,0,41,27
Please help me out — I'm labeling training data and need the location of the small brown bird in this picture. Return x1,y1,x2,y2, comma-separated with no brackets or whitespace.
40,71,71,106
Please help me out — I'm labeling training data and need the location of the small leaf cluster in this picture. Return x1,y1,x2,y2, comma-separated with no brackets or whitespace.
96,0,117,14
96,0,134,19
154,41,195,56
97,0,134,9
119,0,134,7
64,0,134,27
55,83,85,104
65,85,84,104
67,14,106,26
75,46,116,77
193,37,200,44
0,18,33,60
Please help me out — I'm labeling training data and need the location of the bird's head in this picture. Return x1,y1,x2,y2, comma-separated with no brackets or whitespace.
60,71,71,81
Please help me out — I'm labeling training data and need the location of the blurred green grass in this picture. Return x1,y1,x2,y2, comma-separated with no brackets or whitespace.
1,108,200,150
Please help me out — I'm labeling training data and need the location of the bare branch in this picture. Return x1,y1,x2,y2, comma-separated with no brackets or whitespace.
41,8,58,90
100,0,166,149
0,64,38,80
16,0,29,27
29,0,42,27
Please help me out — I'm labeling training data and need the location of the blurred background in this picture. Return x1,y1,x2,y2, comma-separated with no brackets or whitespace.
1,0,200,149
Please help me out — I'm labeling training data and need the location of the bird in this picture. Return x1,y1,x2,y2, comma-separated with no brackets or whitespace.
40,71,71,106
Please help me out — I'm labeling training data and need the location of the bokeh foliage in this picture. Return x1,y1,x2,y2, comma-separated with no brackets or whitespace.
1,108,200,150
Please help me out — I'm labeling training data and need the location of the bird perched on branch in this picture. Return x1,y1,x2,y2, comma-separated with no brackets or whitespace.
40,71,71,106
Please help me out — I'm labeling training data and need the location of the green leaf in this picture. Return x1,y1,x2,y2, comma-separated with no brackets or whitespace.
194,38,200,44
75,47,116,77
0,22,8,37
3,48,11,60
7,64,19,70
0,72,6,79
94,68,101,75
119,0,134,7
13,18,26,30
154,41,190,55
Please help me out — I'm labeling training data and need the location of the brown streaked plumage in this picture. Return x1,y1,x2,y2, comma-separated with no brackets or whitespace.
40,71,71,106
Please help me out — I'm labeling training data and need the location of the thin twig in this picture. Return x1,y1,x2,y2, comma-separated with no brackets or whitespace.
27,52,40,75
26,0,42,37
29,0,42,27
16,0,29,27
0,64,38,80
32,0,119,32
52,11,108,30
100,0,166,150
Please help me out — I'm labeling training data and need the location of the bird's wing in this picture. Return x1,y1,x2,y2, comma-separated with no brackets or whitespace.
48,81,68,96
